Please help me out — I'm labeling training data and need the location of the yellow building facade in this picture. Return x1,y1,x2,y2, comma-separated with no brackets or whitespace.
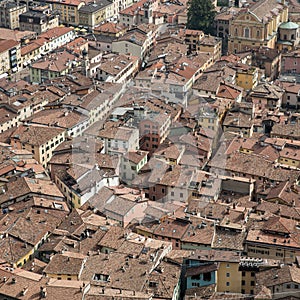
228,0,288,53
217,261,242,293
235,66,258,90
47,0,85,26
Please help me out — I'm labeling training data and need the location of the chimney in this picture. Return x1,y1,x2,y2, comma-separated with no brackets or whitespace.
21,287,28,296
40,287,47,298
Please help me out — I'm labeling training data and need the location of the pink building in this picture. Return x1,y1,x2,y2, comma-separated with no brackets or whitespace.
281,49,300,74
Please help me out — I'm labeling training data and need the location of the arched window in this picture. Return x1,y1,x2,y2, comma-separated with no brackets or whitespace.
291,34,295,40
244,27,250,38
235,28,238,36
256,30,260,38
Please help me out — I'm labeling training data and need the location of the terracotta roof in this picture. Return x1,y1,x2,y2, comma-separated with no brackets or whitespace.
209,151,300,182
119,0,150,16
97,226,126,250
213,227,246,251
0,28,36,42
11,125,64,146
117,30,147,46
124,150,148,164
186,263,219,277
26,108,88,129
44,252,86,276
104,196,138,218
256,265,300,287
0,177,64,206
21,42,42,56
250,0,286,23
0,39,19,53
39,26,73,40
31,50,76,72
94,22,126,34
256,200,300,221
216,83,243,100
98,53,138,76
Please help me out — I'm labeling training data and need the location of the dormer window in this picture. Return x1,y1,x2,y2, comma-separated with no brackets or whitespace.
93,274,110,282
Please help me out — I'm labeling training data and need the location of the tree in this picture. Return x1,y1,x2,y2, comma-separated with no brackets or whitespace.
187,0,216,34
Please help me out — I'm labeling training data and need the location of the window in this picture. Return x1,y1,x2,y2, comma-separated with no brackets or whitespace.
242,280,245,286
251,281,255,286
180,193,183,198
287,284,291,289
244,27,250,38
149,281,158,287
203,272,212,281
226,282,230,286
93,274,110,282
171,191,174,196
191,274,201,280
226,273,230,278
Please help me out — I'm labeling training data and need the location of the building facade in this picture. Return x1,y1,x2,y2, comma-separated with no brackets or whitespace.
0,39,21,75
0,0,26,29
228,0,288,53
19,8,59,34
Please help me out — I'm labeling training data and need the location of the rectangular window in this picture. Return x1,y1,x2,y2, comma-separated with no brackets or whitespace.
203,272,212,281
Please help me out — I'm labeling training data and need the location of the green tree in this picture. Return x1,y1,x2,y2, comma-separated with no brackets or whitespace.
187,0,216,34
